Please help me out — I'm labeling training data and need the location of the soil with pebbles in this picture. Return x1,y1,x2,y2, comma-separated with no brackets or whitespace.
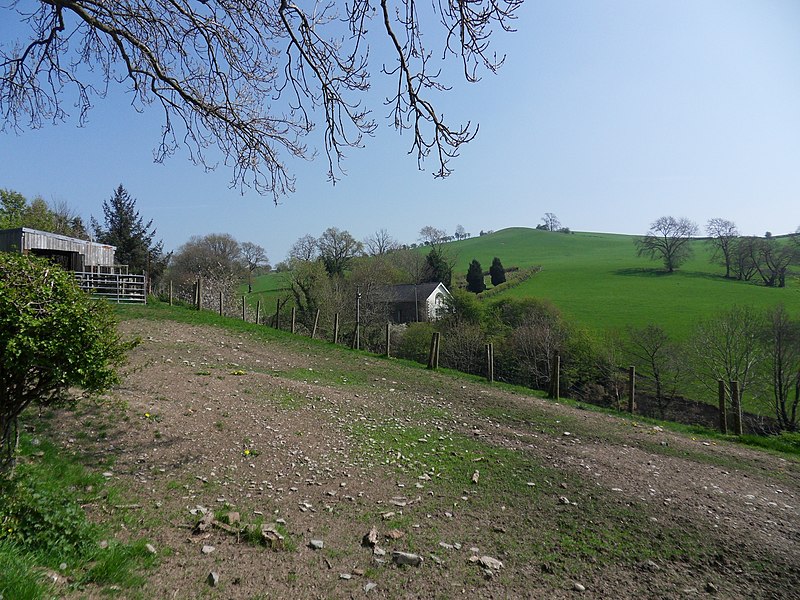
50,318,799,599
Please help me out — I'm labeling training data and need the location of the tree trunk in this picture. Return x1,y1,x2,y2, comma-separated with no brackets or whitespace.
0,412,19,477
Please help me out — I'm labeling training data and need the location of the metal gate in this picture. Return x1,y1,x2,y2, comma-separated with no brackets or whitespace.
74,272,147,304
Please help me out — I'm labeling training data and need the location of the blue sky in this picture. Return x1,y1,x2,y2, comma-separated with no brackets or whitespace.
2,1,799,262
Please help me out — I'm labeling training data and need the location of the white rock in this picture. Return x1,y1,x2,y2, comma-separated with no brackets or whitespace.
392,551,423,567
478,555,503,570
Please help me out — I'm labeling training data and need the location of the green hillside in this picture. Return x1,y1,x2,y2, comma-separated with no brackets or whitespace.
449,227,799,339
246,227,798,340
242,271,291,311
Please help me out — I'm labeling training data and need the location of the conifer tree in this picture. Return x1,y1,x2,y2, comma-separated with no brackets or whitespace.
490,256,506,286
466,259,485,293
92,185,166,279
424,248,453,287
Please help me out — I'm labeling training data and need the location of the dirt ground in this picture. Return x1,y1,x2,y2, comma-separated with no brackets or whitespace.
49,317,799,599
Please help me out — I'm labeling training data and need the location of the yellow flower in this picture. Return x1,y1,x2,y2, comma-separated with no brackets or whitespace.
145,413,151,418
243,449,251,456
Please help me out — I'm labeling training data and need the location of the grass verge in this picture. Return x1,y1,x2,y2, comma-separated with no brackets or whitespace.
0,430,157,598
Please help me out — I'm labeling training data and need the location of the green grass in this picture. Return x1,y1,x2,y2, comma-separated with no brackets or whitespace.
348,422,711,570
0,429,157,597
445,228,800,339
117,301,800,457
241,271,292,312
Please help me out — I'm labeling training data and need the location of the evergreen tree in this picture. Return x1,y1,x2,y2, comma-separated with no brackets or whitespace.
424,247,452,287
490,256,506,286
466,259,485,293
92,185,166,279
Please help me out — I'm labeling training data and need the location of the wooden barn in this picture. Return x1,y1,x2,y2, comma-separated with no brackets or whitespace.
0,227,116,272
0,227,145,303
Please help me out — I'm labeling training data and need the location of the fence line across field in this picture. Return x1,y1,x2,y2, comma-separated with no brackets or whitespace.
165,278,754,436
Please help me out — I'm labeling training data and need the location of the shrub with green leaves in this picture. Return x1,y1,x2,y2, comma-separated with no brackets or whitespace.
0,253,134,475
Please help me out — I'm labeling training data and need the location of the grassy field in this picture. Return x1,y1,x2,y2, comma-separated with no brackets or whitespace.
241,270,291,313
448,228,799,339
246,228,798,340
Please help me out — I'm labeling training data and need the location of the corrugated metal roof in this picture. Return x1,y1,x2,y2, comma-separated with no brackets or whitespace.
0,227,117,267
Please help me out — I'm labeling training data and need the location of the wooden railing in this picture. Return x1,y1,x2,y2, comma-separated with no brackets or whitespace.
74,272,147,304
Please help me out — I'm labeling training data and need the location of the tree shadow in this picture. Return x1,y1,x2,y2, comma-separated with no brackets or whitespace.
613,268,674,277
614,268,726,282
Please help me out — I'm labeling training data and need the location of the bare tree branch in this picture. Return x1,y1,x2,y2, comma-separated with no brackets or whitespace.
2,0,521,199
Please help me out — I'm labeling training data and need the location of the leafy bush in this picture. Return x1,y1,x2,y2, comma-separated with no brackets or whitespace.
0,442,102,563
394,322,437,364
0,253,134,474
0,434,157,594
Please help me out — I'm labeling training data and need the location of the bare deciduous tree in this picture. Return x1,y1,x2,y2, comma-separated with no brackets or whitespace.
731,236,758,281
168,232,244,312
706,218,738,278
389,248,429,284
750,237,796,288
364,229,399,256
688,305,764,408
763,305,800,432
440,322,485,375
418,225,448,247
2,0,521,199
288,234,319,263
635,216,699,273
240,241,269,293
624,324,683,419
540,212,561,232
48,198,89,239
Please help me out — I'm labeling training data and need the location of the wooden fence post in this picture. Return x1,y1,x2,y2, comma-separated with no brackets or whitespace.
353,286,362,351
291,307,296,334
427,332,440,370
311,309,320,339
628,366,636,414
196,278,203,310
333,313,340,344
256,299,261,325
274,300,281,330
386,323,392,357
718,380,728,434
486,343,494,383
730,380,743,435
242,296,247,321
169,280,173,306
548,352,560,400
219,291,224,316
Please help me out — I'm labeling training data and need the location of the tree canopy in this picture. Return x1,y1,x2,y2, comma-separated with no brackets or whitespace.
0,253,131,475
2,0,521,199
424,247,453,287
1,189,87,238
92,185,166,278
489,256,506,286
635,216,699,273
317,227,363,276
466,259,485,293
